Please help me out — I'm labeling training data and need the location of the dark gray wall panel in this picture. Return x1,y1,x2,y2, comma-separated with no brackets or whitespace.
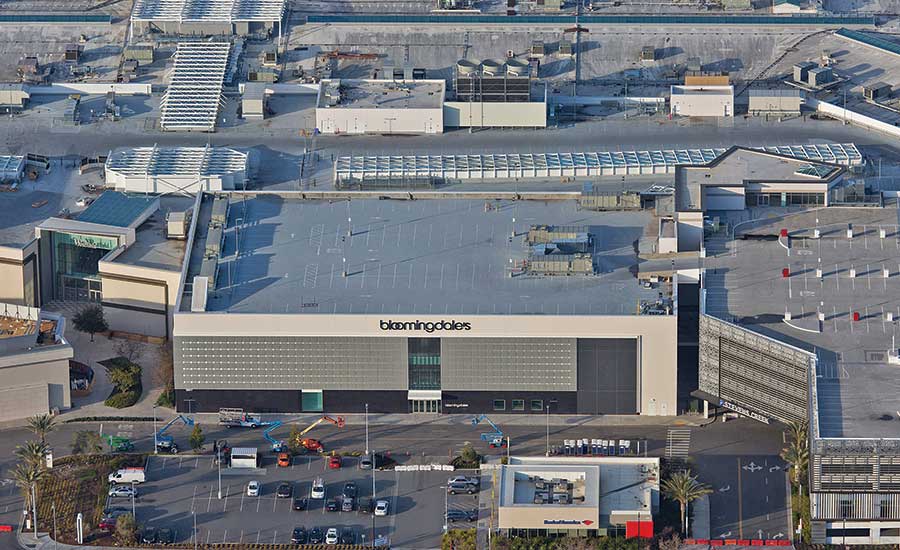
576,338,638,414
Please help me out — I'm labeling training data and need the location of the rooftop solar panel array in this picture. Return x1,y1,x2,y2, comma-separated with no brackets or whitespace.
835,27,900,57
132,0,285,22
160,43,230,132
335,143,862,182
106,146,248,177
76,191,158,228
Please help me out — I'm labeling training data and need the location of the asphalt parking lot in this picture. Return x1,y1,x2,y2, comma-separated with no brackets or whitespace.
135,453,479,549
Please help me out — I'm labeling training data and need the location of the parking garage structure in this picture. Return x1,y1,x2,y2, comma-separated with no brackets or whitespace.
697,209,900,545
172,193,679,416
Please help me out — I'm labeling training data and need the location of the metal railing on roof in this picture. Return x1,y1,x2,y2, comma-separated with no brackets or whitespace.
307,14,874,25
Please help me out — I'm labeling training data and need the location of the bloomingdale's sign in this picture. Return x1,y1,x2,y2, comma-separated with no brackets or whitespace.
379,319,472,333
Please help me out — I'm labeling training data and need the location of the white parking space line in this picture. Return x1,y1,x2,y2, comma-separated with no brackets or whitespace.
239,530,243,544
207,486,213,513
205,530,210,544
190,485,197,513
273,495,277,512
256,531,260,544
273,531,277,544
240,490,244,511
256,493,261,512
223,530,227,543
223,485,230,511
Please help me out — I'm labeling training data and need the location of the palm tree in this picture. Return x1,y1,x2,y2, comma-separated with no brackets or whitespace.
15,441,49,469
781,421,809,486
11,462,43,512
661,469,712,535
27,414,56,445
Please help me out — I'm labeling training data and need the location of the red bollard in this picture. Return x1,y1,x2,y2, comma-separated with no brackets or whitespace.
780,228,788,238
853,311,860,322
782,268,790,278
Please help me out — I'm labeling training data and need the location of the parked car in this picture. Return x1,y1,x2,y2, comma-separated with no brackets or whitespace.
98,510,128,531
342,481,357,498
340,528,355,544
157,528,174,544
277,452,291,467
291,527,308,544
447,482,477,495
140,527,158,544
325,528,339,545
341,496,354,512
108,467,145,484
357,497,373,514
328,455,342,469
311,477,325,499
374,499,389,517
75,196,94,207
276,482,293,498
247,481,260,497
326,498,340,512
448,476,479,486
293,496,308,511
109,485,137,498
446,509,478,522
359,456,373,470
309,527,324,544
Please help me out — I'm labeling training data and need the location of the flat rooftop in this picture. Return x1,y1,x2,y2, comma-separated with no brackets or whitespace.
502,465,597,508
318,79,444,110
182,195,663,315
110,196,193,271
676,148,842,212
703,208,900,439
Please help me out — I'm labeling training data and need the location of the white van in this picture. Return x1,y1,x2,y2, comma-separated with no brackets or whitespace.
108,467,146,484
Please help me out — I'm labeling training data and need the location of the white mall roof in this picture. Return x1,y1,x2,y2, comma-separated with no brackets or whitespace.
132,0,285,23
106,146,248,178
160,42,230,132
0,155,24,178
335,143,862,181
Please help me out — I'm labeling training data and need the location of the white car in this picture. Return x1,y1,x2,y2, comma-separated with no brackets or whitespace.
311,478,325,499
325,528,338,545
247,481,260,497
108,485,137,498
75,196,94,207
374,499,389,517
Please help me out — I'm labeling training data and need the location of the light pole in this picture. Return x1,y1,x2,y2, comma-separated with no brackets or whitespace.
193,511,198,550
153,405,158,454
545,403,551,456
52,502,57,550
440,486,448,533
371,448,376,548
365,403,369,456
31,483,37,538
217,448,222,499
131,481,136,518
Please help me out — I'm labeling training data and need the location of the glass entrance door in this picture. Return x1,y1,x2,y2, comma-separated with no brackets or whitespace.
409,399,440,413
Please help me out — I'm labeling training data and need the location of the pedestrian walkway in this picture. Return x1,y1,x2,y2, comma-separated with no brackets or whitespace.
666,428,692,461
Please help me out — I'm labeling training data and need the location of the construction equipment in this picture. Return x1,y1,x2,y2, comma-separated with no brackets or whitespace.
471,415,507,448
156,415,194,454
106,435,134,453
263,420,286,453
289,416,346,453
218,408,274,429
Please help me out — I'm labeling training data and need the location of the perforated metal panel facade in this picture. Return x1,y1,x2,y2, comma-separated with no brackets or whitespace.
576,338,638,414
440,337,577,391
174,336,407,389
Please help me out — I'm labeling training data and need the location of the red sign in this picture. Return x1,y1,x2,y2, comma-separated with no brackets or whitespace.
625,520,653,539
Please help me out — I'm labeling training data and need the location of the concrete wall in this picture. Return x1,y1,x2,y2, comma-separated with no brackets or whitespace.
0,384,49,422
443,102,547,128
0,345,73,416
703,186,745,210
316,107,443,135
174,313,679,415
0,241,39,306
99,258,182,339
676,211,704,252
808,97,900,141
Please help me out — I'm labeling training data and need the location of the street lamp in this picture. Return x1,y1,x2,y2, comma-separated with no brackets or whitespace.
440,486,449,534
131,481,137,518
217,448,222,499
153,405,158,454
371,447,376,548
365,403,369,456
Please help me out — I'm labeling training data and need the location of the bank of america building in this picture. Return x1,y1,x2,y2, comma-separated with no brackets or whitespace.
172,193,680,417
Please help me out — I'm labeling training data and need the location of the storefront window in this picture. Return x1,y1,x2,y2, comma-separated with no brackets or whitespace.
301,390,323,412
512,399,525,411
51,231,117,301
531,399,544,411
408,338,441,390
493,399,505,411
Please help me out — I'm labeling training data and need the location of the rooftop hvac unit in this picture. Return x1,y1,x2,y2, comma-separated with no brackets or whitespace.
211,197,229,225
191,276,209,312
166,209,191,240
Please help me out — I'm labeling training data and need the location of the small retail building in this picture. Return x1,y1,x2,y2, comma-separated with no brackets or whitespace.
498,456,659,538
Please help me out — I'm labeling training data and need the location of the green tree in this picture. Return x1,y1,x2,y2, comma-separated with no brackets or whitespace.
11,462,43,512
71,430,104,455
72,305,108,342
287,424,304,455
781,420,809,487
15,440,49,470
105,362,141,392
661,469,712,535
459,442,477,465
189,424,205,452
114,512,137,545
26,413,56,445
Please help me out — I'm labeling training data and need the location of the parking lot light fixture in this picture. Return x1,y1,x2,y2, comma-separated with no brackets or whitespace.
440,486,448,533
217,449,222,499
153,405,158,455
365,403,369,456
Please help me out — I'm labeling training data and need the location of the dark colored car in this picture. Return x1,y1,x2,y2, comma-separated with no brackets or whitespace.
276,482,293,498
357,497,373,514
98,510,128,531
342,481,357,498
291,527,308,544
326,498,340,512
446,509,478,522
308,527,324,544
340,528,355,544
157,528,174,544
447,482,477,495
140,527,158,544
293,496,308,511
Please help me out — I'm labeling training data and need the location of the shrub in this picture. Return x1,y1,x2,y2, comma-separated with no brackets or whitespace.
155,384,174,408
100,357,143,409
114,513,137,545
189,424,205,452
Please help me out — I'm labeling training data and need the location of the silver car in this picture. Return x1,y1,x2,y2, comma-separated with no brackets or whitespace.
108,485,137,498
